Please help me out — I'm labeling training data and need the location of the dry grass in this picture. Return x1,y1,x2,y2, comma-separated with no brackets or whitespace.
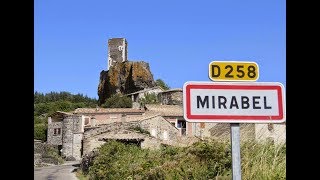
241,141,286,179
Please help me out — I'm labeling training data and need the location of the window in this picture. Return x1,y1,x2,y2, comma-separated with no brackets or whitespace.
177,120,186,128
53,128,61,135
84,118,90,125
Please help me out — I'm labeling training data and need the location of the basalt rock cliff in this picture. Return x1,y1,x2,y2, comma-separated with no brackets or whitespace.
97,61,155,105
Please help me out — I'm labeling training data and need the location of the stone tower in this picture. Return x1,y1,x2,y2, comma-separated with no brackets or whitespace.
108,38,128,69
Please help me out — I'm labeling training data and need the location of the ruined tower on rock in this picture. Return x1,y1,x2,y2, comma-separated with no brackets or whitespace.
108,38,128,69
98,38,156,105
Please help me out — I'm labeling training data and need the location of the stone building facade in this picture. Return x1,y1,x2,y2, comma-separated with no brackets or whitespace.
255,123,286,145
82,116,180,155
144,104,189,136
125,86,164,108
157,88,183,105
108,38,128,69
138,115,179,143
47,111,85,160
47,107,182,159
47,106,286,162
73,108,145,126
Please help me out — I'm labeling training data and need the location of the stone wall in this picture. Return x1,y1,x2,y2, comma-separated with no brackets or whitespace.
190,122,217,138
132,87,164,103
80,113,145,126
83,122,140,155
84,121,139,138
47,122,63,145
34,140,61,166
108,38,127,69
158,90,183,105
72,133,83,160
138,116,179,143
83,137,106,155
62,115,83,160
83,128,147,154
83,118,179,154
208,123,256,141
255,123,286,145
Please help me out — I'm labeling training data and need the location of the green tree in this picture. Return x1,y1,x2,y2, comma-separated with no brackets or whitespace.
139,92,158,107
34,123,47,141
156,79,170,90
102,94,132,108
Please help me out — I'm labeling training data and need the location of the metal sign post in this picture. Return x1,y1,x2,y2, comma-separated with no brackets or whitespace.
230,123,241,180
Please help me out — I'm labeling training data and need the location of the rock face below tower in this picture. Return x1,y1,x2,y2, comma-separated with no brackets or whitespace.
98,61,156,105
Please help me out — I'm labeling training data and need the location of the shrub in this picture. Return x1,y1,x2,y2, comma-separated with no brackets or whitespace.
34,116,45,124
83,140,285,180
87,140,231,179
188,140,232,177
139,92,158,106
42,145,64,165
34,123,47,141
102,94,132,108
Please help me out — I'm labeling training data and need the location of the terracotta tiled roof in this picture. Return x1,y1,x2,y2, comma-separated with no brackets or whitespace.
145,104,183,117
74,108,145,114
124,111,161,122
50,111,74,118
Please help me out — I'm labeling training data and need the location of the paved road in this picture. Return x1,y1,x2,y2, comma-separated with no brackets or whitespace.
34,161,80,180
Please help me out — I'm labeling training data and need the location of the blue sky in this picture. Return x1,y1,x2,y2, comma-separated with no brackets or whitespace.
34,0,286,99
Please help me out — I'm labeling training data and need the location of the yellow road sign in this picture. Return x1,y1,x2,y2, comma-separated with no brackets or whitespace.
209,61,259,81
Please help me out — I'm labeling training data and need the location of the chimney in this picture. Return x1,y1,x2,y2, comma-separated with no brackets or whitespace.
48,117,52,124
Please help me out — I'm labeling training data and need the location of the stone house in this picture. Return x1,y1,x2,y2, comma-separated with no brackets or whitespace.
47,111,86,160
144,104,216,138
47,107,181,159
144,104,189,136
157,88,183,105
138,115,180,143
144,104,286,145
82,115,180,154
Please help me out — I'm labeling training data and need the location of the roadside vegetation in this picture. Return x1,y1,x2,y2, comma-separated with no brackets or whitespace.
78,140,285,180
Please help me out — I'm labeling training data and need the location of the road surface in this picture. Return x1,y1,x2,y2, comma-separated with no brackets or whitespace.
34,161,79,180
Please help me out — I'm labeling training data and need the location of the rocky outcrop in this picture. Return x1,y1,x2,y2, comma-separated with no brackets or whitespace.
98,61,156,105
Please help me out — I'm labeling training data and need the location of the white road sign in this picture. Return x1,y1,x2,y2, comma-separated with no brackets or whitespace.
183,81,286,123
